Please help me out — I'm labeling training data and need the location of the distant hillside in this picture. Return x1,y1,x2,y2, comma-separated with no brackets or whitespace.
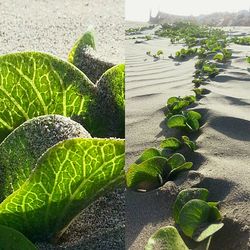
149,10,250,26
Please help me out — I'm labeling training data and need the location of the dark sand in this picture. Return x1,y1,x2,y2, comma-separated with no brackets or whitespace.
126,26,250,249
0,0,124,249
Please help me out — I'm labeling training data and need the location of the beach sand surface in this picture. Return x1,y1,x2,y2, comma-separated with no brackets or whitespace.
126,25,250,250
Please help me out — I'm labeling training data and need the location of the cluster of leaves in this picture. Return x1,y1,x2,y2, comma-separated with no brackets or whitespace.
125,94,200,192
194,60,219,80
167,110,202,132
146,188,224,249
232,36,250,46
145,35,152,41
146,50,164,59
166,95,202,132
213,48,232,62
0,30,125,247
156,21,232,90
126,25,156,35
126,149,193,191
246,56,250,63
175,48,197,60
166,95,196,116
192,87,206,97
156,22,225,48
160,135,197,151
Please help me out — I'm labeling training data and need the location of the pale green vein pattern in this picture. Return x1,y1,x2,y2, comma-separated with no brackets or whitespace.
0,115,91,202
0,138,125,241
0,52,125,139
0,52,95,140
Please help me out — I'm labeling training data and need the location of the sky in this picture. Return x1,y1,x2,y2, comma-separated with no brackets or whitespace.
125,0,250,21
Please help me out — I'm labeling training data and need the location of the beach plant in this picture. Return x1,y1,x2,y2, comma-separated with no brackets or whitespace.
145,189,223,249
173,188,224,242
195,59,206,70
0,225,37,249
0,51,125,139
157,50,164,56
192,77,206,87
126,25,156,35
166,95,196,117
152,50,164,59
68,29,116,83
126,150,192,191
232,36,250,46
204,38,226,53
0,115,125,242
0,42,125,244
145,226,213,250
246,56,250,63
201,62,219,78
145,35,152,41
68,28,96,63
167,110,202,132
213,49,232,62
192,88,206,97
175,48,197,60
145,226,189,250
160,136,197,151
197,47,208,59
0,135,124,241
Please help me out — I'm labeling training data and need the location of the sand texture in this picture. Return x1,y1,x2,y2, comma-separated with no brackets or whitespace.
126,26,250,250
0,0,124,249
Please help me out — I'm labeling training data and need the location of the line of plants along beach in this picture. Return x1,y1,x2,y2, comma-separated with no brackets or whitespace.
126,22,250,249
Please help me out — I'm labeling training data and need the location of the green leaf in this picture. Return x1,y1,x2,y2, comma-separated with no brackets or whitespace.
186,111,202,121
126,157,171,191
0,52,124,140
182,136,197,151
169,162,193,179
68,29,114,83
0,138,125,241
213,53,224,62
179,199,211,238
207,201,219,207
172,100,190,112
208,206,222,222
0,225,37,249
173,188,209,224
193,223,224,242
95,64,125,138
145,226,189,250
186,118,200,131
192,88,205,96
194,236,212,250
0,115,91,202
183,95,196,104
160,137,181,150
135,148,161,164
68,28,96,64
167,97,179,106
167,115,186,128
157,50,164,56
167,153,185,169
